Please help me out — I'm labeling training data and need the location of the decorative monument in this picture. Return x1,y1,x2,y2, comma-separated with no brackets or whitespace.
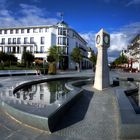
94,29,110,90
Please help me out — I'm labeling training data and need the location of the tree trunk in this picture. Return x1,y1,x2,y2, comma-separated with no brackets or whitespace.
77,62,81,72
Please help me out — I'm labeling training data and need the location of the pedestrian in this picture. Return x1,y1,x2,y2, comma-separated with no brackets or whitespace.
36,64,40,75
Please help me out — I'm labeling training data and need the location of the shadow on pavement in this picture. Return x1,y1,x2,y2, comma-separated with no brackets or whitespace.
53,90,94,132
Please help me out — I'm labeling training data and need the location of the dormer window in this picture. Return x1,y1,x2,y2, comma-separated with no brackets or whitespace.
21,29,24,33
4,30,7,34
27,29,30,33
16,29,19,34
33,28,38,33
10,29,13,34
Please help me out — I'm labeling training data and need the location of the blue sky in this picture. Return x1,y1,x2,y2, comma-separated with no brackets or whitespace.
0,0,140,61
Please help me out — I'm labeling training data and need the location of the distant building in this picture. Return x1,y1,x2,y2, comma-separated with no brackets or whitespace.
124,34,140,70
0,21,91,69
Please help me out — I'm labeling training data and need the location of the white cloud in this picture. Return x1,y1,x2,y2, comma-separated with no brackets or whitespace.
0,9,11,17
80,22,140,61
0,3,58,27
109,33,128,52
108,57,116,62
80,31,128,52
80,32,96,47
126,0,140,6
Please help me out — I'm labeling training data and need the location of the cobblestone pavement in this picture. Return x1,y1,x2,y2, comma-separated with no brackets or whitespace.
0,70,138,140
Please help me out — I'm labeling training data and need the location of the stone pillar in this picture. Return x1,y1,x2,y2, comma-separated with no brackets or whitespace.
94,29,110,90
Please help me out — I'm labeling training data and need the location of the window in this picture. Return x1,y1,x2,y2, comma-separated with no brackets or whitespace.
13,47,16,53
7,47,11,53
67,38,69,45
39,28,43,33
21,29,24,33
58,37,68,45
17,47,20,53
76,42,78,47
40,37,45,44
58,37,62,45
40,94,44,100
23,47,26,52
1,38,5,44
10,29,13,34
27,29,30,33
45,28,48,32
33,28,38,33
35,46,38,52
40,46,44,53
16,29,19,34
30,37,34,44
63,46,68,54
63,37,67,45
8,38,11,44
17,38,21,44
58,28,62,35
24,37,28,44
4,30,7,34
58,28,67,36
13,38,16,44
63,29,67,36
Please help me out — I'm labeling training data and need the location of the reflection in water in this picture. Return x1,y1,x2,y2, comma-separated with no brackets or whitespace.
1,80,70,108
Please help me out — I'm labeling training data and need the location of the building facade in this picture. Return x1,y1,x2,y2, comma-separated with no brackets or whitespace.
0,21,91,69
124,34,140,70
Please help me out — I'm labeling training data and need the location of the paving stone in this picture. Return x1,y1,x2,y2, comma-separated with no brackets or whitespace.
0,124,12,140
0,70,138,140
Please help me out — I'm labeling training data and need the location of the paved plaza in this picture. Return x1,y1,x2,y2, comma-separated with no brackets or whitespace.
0,70,139,140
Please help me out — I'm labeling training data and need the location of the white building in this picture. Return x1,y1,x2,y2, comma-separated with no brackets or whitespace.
124,34,140,70
0,21,91,70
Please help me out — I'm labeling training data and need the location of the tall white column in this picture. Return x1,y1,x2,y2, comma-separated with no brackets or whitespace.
93,29,110,90
94,47,110,90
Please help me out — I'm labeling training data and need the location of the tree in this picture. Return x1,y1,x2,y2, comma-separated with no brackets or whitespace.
47,46,62,74
89,51,97,65
0,52,17,67
0,52,8,62
22,51,35,67
70,47,83,71
113,54,128,66
47,55,55,63
47,46,64,70
8,53,17,65
48,46,63,62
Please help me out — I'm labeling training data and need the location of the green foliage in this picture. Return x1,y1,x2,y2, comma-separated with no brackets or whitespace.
22,51,35,67
47,55,55,63
89,52,97,65
48,46,63,62
17,62,26,68
0,52,17,67
70,47,83,64
0,65,34,70
113,54,128,65
0,52,8,62
8,54,18,65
